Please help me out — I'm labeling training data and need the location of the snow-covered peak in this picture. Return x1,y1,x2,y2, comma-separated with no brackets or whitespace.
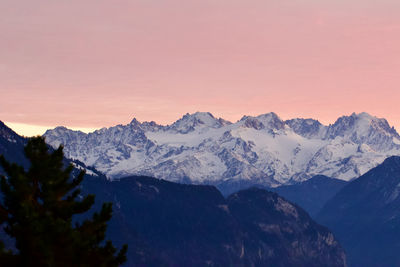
44,127,87,149
167,112,227,133
129,118,163,132
129,118,142,127
43,112,400,189
45,126,86,136
326,112,400,151
239,112,285,131
256,112,286,130
328,112,385,136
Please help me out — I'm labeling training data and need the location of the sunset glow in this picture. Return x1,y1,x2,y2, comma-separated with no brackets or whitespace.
1,0,400,135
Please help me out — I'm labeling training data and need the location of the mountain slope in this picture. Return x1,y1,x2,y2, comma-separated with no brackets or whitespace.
0,123,347,266
271,175,347,217
0,121,29,171
44,112,400,189
82,176,347,267
317,156,400,267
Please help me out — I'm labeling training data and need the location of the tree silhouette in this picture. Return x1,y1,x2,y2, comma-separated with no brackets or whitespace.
0,137,127,266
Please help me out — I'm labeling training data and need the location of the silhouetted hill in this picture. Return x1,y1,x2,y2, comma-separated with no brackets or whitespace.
318,156,400,267
83,176,346,266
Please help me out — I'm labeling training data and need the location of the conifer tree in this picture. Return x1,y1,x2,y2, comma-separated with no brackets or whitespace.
0,137,127,266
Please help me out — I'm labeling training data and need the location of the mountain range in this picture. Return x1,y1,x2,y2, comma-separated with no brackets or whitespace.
44,112,400,191
0,120,347,267
4,115,400,266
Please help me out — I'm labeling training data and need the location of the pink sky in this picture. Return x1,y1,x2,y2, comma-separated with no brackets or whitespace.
1,0,400,135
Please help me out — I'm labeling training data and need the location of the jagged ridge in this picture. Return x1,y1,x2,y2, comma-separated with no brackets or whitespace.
44,112,400,187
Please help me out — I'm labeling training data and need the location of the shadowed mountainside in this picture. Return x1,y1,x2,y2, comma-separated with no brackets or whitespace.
271,175,347,217
82,175,347,267
318,156,400,267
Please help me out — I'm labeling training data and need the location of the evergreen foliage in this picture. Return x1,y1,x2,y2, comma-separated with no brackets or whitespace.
0,137,127,266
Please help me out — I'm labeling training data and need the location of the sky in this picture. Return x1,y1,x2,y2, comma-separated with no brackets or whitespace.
1,0,400,136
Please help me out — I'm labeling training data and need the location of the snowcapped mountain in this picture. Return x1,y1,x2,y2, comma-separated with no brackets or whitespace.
43,112,400,186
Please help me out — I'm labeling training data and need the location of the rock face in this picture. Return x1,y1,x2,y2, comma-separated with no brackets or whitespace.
44,112,400,189
82,176,347,267
271,175,348,217
317,156,400,267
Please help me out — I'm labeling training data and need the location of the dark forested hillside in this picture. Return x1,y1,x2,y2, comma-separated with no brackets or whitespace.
83,176,346,267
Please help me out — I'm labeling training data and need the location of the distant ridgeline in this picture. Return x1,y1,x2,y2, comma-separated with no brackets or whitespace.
44,112,400,195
